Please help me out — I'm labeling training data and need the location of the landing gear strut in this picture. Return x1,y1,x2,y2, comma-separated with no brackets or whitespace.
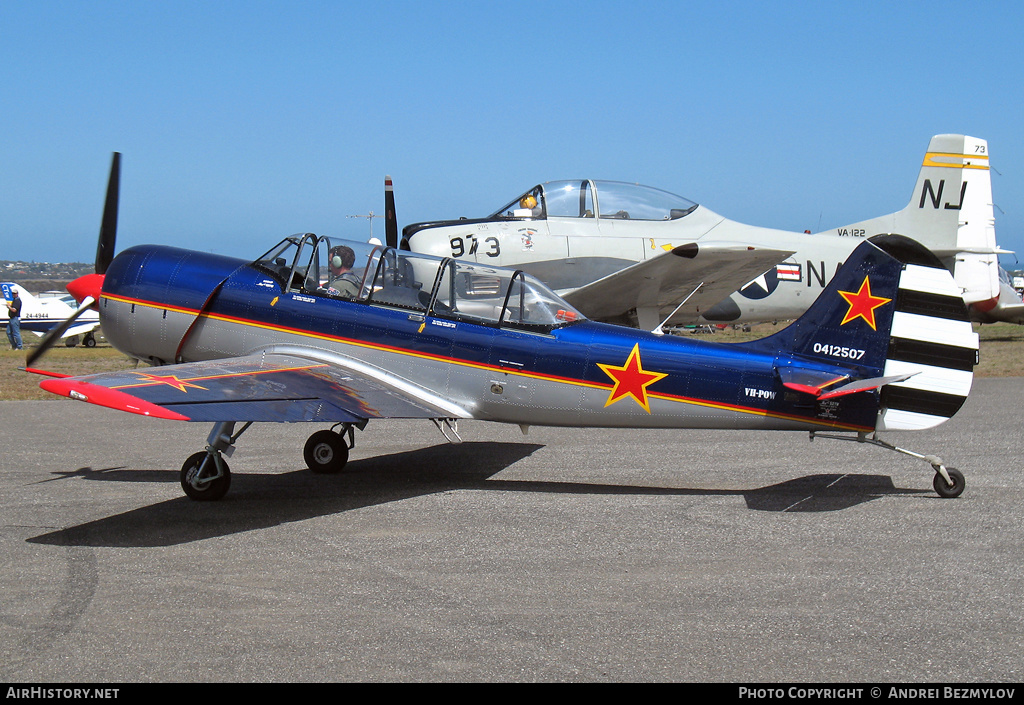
810,431,966,499
180,420,366,500
180,421,252,501
303,422,360,473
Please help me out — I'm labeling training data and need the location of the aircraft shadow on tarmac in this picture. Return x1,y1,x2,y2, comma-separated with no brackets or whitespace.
28,441,928,548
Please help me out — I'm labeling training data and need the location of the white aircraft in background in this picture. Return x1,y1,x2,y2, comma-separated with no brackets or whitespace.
400,134,1023,329
2,282,100,347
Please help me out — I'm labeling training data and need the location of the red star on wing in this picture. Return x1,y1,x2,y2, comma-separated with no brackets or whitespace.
597,343,668,413
838,276,891,330
133,373,209,393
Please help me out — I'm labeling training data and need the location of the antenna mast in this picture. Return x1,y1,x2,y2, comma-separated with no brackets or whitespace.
347,211,382,239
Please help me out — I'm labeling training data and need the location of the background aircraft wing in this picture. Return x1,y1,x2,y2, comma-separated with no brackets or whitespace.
562,243,793,328
34,349,472,423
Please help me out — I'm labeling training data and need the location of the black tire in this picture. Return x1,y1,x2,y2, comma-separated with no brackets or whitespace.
65,336,79,348
933,467,965,499
304,430,349,473
180,451,231,501
84,334,97,348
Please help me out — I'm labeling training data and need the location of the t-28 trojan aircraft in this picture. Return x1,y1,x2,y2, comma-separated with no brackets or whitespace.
28,154,979,502
400,134,1020,329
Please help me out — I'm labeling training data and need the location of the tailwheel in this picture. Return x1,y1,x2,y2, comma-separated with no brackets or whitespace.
304,430,349,473
933,467,965,499
180,451,231,501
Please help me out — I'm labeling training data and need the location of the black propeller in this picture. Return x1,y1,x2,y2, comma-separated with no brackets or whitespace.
96,152,120,274
26,152,120,368
384,174,398,248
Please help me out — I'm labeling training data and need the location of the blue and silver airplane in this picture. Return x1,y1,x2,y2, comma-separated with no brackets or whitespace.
27,154,979,501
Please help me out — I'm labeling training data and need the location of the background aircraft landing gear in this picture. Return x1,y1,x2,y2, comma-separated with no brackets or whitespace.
304,424,356,473
84,331,97,347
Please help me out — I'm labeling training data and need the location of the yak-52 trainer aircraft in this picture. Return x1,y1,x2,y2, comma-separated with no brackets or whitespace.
400,134,1020,329
27,153,979,502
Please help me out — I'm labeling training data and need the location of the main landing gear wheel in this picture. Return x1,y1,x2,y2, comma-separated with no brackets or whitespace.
933,467,965,499
180,451,231,501
304,430,349,473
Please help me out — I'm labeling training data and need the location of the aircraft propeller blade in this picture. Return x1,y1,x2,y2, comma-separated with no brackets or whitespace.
384,175,398,248
28,152,120,368
95,152,121,275
25,296,96,368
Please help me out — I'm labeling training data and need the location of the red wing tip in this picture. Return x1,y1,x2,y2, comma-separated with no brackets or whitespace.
39,378,191,421
24,367,72,379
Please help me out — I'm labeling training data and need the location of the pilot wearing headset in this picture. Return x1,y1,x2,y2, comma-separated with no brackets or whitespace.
327,245,361,299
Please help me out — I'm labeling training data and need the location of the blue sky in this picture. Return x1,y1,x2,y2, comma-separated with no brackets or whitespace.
3,0,1023,266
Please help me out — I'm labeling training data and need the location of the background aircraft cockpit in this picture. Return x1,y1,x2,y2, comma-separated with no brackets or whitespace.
490,180,699,221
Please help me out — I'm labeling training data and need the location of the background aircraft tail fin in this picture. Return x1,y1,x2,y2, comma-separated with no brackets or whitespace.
749,234,978,431
2,282,35,303
829,134,1000,306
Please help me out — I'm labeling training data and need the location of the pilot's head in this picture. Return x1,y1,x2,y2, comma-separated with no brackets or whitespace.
520,194,537,210
329,245,356,274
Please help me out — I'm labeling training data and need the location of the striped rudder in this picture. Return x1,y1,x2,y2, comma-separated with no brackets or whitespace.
874,236,979,430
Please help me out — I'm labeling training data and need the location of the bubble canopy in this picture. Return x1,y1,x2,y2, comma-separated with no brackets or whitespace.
254,234,586,333
490,180,699,221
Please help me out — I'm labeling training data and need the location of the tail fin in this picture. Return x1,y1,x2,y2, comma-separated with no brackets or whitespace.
750,234,978,431
830,134,1000,306
2,282,33,303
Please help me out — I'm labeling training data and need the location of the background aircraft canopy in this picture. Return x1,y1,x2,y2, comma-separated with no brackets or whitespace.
490,180,699,221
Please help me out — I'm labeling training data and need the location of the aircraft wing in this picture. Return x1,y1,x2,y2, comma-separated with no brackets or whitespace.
34,348,472,423
562,242,793,328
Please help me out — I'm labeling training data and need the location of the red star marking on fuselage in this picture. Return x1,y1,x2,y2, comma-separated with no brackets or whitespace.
597,343,668,413
133,373,209,393
838,276,891,330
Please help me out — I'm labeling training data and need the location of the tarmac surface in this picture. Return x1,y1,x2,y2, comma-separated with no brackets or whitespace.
1,377,1021,682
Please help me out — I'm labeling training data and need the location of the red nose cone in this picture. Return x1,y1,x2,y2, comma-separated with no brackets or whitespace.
67,273,105,307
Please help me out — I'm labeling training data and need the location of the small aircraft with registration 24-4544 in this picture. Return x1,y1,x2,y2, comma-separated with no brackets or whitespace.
2,283,101,347
26,153,979,502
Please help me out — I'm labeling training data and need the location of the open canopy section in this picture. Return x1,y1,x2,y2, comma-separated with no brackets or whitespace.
490,180,699,221
253,235,586,333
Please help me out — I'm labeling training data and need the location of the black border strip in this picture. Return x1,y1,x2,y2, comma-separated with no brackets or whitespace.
881,386,968,418
894,288,970,321
888,337,977,371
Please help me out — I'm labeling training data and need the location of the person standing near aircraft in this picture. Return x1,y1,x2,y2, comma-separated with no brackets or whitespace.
6,288,23,349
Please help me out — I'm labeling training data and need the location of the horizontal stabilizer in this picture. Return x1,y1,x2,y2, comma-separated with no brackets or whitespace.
777,366,849,396
818,373,918,400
